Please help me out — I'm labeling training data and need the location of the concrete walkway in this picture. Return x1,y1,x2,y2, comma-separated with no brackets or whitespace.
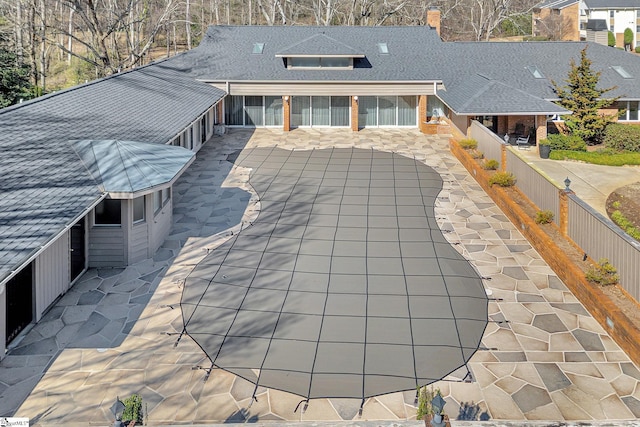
1,129,640,426
515,147,640,216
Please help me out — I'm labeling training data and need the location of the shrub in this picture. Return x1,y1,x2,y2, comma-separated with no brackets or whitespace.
608,31,616,47
482,159,500,170
458,138,478,150
542,134,586,151
488,171,516,187
585,258,619,286
636,46,640,54
611,210,640,240
469,149,484,159
416,386,443,419
122,394,143,424
535,210,554,224
603,124,640,152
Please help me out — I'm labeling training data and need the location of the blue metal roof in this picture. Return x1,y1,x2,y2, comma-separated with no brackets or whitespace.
71,140,196,196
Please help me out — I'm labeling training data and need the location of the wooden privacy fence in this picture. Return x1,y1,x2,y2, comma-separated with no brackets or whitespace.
469,121,640,302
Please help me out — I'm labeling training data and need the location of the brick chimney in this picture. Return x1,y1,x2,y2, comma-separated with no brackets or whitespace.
427,7,441,36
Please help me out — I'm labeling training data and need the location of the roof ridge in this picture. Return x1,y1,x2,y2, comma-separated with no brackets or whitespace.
0,51,190,116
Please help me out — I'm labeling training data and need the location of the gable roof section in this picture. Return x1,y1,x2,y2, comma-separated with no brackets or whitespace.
0,56,225,286
438,74,570,115
436,41,640,115
275,33,364,57
584,0,640,9
535,0,579,9
182,25,445,82
71,140,196,197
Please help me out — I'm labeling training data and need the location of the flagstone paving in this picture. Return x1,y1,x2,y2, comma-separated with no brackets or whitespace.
1,128,640,426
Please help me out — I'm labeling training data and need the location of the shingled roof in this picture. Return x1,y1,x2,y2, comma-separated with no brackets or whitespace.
437,41,640,114
0,56,225,286
177,25,446,82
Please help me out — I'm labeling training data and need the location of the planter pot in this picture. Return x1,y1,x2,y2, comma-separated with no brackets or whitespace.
539,144,551,159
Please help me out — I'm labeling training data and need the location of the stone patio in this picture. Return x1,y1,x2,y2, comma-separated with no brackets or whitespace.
1,128,639,426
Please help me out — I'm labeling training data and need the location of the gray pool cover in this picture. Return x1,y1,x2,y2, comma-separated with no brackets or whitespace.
181,147,488,401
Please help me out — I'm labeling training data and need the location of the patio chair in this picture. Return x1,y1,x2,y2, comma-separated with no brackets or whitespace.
516,135,530,149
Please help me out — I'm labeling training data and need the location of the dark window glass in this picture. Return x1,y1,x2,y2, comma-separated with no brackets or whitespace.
95,199,121,225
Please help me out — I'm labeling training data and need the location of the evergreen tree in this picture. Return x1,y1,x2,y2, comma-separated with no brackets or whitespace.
608,31,616,47
0,31,33,108
624,28,633,51
552,47,619,145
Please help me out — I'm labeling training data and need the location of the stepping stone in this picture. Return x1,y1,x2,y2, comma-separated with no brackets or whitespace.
534,363,571,392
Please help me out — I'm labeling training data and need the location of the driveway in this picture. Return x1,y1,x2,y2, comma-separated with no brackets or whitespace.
2,129,640,425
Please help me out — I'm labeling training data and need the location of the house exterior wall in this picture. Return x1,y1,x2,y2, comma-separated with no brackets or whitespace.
533,3,581,41
213,82,436,97
34,231,70,321
591,9,638,49
89,203,126,268
151,198,173,255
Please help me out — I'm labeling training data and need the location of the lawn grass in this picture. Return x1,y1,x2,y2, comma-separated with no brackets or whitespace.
549,150,640,166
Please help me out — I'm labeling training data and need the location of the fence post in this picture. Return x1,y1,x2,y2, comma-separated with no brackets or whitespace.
559,189,571,237
500,143,507,172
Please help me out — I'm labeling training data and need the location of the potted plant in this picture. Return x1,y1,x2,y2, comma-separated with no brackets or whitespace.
417,386,449,426
122,394,143,426
538,138,551,159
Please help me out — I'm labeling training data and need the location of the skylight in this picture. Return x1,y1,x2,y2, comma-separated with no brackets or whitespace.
378,43,389,54
252,43,265,54
612,65,632,79
526,66,545,79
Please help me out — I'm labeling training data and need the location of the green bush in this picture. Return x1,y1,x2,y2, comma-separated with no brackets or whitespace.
488,171,516,187
535,210,554,224
611,210,640,240
603,124,640,152
416,386,443,419
122,394,143,424
585,258,619,286
549,150,640,165
482,159,500,170
636,46,640,54
458,138,478,150
541,134,586,151
608,31,616,47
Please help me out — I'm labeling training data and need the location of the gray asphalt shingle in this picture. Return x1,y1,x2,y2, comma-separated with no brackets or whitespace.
0,56,225,284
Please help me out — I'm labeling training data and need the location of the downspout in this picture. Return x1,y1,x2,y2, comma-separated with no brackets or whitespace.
0,193,107,294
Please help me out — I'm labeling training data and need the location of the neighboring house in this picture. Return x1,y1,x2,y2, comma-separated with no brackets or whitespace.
532,0,582,41
582,0,640,49
2,20,640,358
534,0,640,48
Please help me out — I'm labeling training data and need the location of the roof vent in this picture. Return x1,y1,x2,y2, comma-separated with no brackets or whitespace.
378,43,389,54
253,43,265,54
526,65,545,79
612,65,632,79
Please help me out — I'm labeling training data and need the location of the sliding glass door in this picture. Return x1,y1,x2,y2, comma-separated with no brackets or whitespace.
225,95,283,127
357,96,417,128
291,96,350,128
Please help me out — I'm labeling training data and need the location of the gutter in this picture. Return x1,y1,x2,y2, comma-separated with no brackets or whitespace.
0,193,107,294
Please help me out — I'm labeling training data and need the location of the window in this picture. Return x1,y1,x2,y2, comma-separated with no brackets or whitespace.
201,117,206,143
378,43,389,54
610,10,614,18
252,43,264,54
95,199,121,225
244,96,264,126
288,57,351,68
162,187,171,204
610,25,614,32
291,96,350,127
618,101,639,121
637,25,640,33
612,65,632,79
133,196,145,223
265,96,283,126
526,65,545,79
